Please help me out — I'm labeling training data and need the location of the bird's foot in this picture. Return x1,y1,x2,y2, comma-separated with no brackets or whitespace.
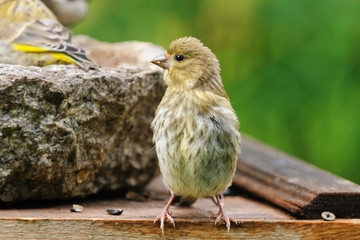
154,194,177,234
154,209,175,234
210,209,237,232
210,194,237,232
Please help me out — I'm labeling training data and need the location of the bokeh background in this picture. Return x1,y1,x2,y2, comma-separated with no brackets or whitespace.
72,0,360,183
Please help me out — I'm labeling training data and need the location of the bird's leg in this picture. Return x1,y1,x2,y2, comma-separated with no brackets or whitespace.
154,193,176,233
211,194,237,232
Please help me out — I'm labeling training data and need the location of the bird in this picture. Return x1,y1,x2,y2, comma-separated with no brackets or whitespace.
151,36,241,233
0,0,98,70
41,0,88,27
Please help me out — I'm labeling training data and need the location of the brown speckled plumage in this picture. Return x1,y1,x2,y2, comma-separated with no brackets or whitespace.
151,37,241,233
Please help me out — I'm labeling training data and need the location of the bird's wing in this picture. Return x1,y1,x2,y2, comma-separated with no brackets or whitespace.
0,0,57,41
12,19,98,70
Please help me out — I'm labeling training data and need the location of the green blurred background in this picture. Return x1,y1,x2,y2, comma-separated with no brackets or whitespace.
73,0,360,183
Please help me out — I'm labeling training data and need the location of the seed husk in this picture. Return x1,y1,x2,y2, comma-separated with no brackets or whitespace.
321,211,336,221
106,209,124,215
70,204,83,212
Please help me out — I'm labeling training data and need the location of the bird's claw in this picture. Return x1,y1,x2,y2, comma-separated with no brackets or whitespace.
212,210,237,232
154,210,175,234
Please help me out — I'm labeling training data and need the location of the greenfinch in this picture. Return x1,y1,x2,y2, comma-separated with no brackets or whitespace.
0,0,97,70
151,37,241,233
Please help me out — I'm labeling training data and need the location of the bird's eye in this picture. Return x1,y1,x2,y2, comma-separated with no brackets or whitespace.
175,54,184,62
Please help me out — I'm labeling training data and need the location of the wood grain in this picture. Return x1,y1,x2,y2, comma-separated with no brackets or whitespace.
1,193,360,239
233,136,360,219
1,219,360,240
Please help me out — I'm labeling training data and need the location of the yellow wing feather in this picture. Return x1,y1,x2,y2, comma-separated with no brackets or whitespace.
12,43,48,53
50,53,76,64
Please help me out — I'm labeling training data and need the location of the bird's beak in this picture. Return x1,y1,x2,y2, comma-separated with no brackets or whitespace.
151,53,169,70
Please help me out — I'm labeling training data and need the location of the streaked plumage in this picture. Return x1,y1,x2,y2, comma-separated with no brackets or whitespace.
0,0,97,70
151,37,241,233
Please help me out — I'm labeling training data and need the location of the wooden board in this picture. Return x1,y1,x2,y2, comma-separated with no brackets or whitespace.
233,136,360,219
1,136,360,238
1,190,360,239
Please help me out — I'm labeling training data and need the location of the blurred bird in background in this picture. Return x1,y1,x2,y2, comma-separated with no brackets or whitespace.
0,0,97,70
41,0,88,27
151,37,241,233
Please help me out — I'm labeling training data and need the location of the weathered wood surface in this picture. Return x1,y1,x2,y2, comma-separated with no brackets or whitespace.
1,137,360,239
233,136,360,219
1,191,360,239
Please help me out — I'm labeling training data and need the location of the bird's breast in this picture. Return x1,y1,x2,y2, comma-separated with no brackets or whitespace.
152,91,241,198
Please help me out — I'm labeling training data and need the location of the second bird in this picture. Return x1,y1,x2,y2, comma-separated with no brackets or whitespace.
151,36,241,233
0,0,97,70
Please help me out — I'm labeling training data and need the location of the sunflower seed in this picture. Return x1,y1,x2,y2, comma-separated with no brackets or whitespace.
106,209,123,215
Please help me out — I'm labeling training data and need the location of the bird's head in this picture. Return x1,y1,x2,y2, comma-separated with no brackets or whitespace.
151,37,221,90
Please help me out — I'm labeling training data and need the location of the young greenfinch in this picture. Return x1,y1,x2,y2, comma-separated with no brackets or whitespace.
151,37,241,233
0,0,97,70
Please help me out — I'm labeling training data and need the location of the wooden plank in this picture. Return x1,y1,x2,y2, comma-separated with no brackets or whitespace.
1,218,360,240
1,136,360,238
1,193,360,239
233,136,360,219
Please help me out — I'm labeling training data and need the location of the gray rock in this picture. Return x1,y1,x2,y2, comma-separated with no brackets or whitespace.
0,36,166,202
